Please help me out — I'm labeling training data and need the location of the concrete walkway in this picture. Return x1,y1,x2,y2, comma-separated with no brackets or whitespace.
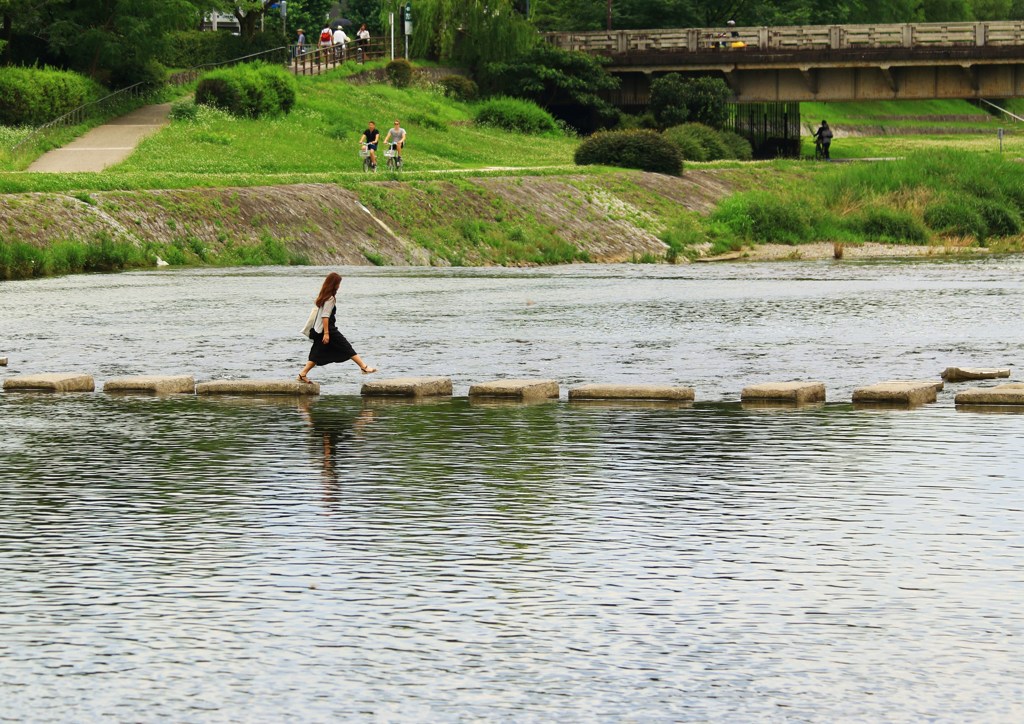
27,103,172,173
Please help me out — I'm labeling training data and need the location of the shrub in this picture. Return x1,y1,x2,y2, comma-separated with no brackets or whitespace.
679,77,732,128
719,131,753,161
112,59,166,92
851,207,930,244
924,198,987,239
158,30,286,68
649,73,689,128
663,123,731,161
474,97,557,134
195,62,296,118
711,192,812,244
439,74,478,101
169,100,199,121
0,67,105,126
574,130,683,175
386,59,413,88
662,125,707,161
975,198,1022,237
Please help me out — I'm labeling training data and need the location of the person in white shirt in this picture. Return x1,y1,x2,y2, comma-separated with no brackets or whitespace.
332,26,349,61
356,23,370,59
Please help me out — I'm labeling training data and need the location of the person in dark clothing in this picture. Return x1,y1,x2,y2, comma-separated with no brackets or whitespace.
813,120,834,159
298,272,376,383
360,121,380,170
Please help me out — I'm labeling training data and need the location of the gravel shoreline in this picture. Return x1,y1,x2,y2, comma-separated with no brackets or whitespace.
701,241,989,262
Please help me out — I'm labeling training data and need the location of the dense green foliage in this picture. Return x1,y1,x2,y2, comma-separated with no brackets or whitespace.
157,30,287,69
650,74,732,130
663,123,729,160
0,67,105,126
438,75,479,101
195,62,296,118
479,44,619,127
574,130,683,175
474,97,559,134
408,0,537,70
0,234,153,279
385,58,413,88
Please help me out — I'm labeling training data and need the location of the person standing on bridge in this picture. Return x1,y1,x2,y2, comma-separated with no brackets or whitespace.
298,272,377,384
814,120,834,160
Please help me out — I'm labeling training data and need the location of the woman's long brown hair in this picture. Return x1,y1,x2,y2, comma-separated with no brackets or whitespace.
315,272,342,307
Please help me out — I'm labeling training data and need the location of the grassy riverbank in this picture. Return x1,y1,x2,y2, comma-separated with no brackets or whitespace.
4,69,1024,279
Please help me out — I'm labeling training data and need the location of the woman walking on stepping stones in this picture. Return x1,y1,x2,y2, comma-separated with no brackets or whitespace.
298,272,376,383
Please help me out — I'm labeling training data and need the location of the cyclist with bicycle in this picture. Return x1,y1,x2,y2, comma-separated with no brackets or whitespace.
813,120,833,160
383,119,407,165
360,121,380,170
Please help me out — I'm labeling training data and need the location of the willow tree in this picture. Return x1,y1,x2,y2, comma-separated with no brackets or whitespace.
401,0,537,71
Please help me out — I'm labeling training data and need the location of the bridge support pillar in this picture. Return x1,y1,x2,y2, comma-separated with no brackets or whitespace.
880,65,898,93
961,63,980,92
799,67,818,95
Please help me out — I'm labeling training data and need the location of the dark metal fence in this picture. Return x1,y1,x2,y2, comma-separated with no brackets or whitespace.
727,102,802,158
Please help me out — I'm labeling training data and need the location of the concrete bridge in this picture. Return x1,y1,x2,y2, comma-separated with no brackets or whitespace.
545,21,1024,103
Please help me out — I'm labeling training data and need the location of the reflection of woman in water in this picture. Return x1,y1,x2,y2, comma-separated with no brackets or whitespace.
298,272,376,383
300,401,375,504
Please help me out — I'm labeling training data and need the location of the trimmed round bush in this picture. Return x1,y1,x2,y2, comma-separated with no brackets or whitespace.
574,130,684,175
719,130,753,161
0,67,105,126
474,97,557,134
169,100,199,121
195,62,296,118
852,207,929,244
439,75,478,101
924,198,987,239
662,125,707,161
663,123,731,161
386,59,413,88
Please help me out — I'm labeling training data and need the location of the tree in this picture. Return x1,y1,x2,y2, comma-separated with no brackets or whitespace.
649,73,690,128
680,76,731,127
408,0,535,71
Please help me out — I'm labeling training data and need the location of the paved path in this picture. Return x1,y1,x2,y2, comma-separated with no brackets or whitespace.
27,103,172,173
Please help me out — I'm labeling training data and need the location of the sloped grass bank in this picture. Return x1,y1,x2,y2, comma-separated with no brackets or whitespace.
661,150,1024,258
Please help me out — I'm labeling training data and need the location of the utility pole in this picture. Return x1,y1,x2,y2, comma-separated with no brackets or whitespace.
606,0,612,30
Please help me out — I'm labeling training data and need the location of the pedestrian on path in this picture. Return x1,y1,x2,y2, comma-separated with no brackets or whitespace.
298,272,377,384
333,25,349,61
295,29,305,57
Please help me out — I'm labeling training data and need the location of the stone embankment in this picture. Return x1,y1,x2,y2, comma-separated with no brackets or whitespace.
4,367,1021,409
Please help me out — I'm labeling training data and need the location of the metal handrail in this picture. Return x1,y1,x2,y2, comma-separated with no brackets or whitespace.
8,45,289,159
979,98,1024,123
291,37,389,75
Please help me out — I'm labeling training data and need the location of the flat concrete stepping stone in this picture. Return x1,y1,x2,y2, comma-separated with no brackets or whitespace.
468,378,559,401
941,367,1011,382
196,379,320,396
104,375,195,394
568,383,694,402
955,383,1024,406
882,379,944,392
852,381,938,406
741,381,825,404
361,376,452,398
3,373,95,392
0,357,7,366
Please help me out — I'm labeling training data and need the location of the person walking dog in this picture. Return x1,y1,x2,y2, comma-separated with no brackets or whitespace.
298,272,377,383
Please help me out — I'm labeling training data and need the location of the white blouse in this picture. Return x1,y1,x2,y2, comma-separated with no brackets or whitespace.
313,297,336,333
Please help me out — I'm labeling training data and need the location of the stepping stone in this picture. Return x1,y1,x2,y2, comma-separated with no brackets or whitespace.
3,373,95,392
468,378,559,401
104,375,195,395
941,367,1011,382
882,379,944,392
195,379,320,396
852,381,938,406
0,357,7,366
568,383,694,402
741,381,825,404
955,383,1024,406
361,376,452,398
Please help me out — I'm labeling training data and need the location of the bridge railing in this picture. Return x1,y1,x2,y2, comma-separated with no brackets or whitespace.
546,20,1024,54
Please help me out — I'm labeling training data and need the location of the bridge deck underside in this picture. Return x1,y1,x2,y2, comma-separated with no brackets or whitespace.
613,64,1023,103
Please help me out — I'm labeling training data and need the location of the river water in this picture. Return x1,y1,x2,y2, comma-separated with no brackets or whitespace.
1,260,1023,721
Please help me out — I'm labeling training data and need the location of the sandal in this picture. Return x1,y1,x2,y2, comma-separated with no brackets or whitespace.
360,367,377,375
297,374,312,384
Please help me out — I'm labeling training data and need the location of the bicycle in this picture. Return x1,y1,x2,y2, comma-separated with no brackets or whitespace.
384,143,402,172
814,138,826,161
359,144,375,172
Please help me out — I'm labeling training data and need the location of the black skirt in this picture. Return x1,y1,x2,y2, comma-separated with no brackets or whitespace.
308,324,357,365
